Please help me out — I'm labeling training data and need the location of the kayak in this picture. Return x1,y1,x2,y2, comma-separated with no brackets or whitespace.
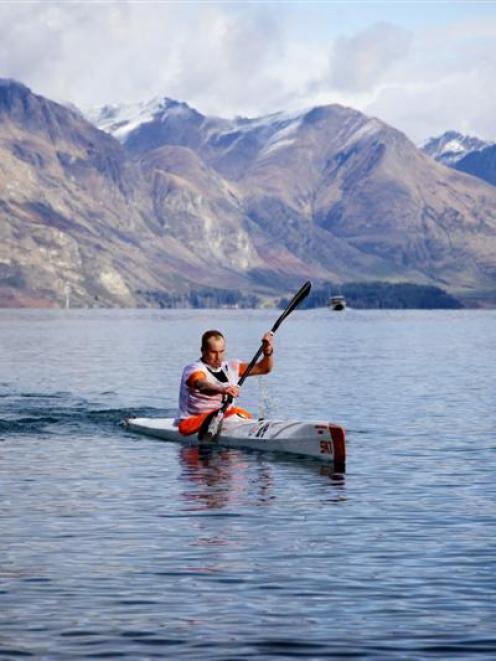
123,416,346,467
124,416,346,466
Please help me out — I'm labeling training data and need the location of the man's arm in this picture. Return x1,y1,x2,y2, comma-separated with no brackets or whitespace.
189,373,240,398
242,331,274,377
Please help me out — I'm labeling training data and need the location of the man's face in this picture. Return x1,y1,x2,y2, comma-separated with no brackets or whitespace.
202,336,225,368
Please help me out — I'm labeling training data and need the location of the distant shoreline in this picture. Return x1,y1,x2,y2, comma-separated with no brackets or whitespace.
3,281,494,310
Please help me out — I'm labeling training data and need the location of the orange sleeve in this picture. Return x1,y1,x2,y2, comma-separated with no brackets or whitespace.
187,370,206,388
238,362,249,378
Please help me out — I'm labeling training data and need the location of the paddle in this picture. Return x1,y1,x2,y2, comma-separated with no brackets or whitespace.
198,280,312,442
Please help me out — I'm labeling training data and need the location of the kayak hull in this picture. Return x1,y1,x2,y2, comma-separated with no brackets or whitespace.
124,416,346,467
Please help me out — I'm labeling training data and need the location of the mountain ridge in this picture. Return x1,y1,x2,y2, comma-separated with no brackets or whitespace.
2,79,496,307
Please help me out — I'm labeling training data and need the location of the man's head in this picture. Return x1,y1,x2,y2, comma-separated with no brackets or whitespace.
201,330,225,369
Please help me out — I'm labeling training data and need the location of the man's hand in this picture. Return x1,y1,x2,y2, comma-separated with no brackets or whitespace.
223,384,240,398
262,331,274,355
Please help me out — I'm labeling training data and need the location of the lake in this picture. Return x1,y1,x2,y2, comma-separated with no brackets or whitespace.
1,308,496,658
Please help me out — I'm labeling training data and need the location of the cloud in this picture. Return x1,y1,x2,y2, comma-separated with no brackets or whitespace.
365,19,496,142
0,4,65,84
367,71,496,144
328,22,413,93
168,5,288,117
0,2,290,117
0,3,190,106
0,2,495,143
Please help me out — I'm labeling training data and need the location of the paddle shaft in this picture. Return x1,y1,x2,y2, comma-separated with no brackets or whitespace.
220,280,312,412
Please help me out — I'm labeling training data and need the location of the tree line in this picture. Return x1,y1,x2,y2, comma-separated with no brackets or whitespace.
140,281,463,310
284,282,463,310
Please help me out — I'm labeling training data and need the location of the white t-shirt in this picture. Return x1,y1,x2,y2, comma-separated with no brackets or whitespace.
175,359,244,422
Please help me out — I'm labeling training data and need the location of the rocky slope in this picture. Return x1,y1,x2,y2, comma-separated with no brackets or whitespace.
0,81,274,307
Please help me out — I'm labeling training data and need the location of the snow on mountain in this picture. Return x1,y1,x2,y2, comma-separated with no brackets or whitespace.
422,131,492,165
85,97,199,142
216,109,308,159
259,124,300,158
87,97,314,155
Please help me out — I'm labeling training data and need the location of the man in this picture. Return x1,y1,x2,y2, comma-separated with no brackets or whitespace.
175,329,274,435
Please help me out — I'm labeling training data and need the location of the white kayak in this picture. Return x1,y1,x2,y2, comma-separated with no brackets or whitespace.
124,416,346,467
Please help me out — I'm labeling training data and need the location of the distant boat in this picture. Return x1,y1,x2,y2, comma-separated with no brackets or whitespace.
329,295,346,311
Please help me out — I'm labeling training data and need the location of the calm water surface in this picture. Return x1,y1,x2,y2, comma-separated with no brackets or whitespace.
1,308,496,659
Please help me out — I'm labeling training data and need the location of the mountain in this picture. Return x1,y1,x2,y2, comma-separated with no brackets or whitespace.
422,130,496,189
422,131,491,166
2,80,496,307
0,80,280,307
92,98,496,303
453,144,496,188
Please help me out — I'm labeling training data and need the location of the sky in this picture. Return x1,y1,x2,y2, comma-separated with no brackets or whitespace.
0,0,495,144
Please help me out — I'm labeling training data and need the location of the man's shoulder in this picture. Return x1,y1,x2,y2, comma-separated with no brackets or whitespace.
225,359,247,377
183,360,206,372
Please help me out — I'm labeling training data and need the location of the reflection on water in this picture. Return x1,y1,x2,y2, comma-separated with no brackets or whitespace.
178,445,346,511
179,446,244,510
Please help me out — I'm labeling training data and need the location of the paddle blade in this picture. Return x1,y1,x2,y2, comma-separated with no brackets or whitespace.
198,409,224,442
272,280,311,332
